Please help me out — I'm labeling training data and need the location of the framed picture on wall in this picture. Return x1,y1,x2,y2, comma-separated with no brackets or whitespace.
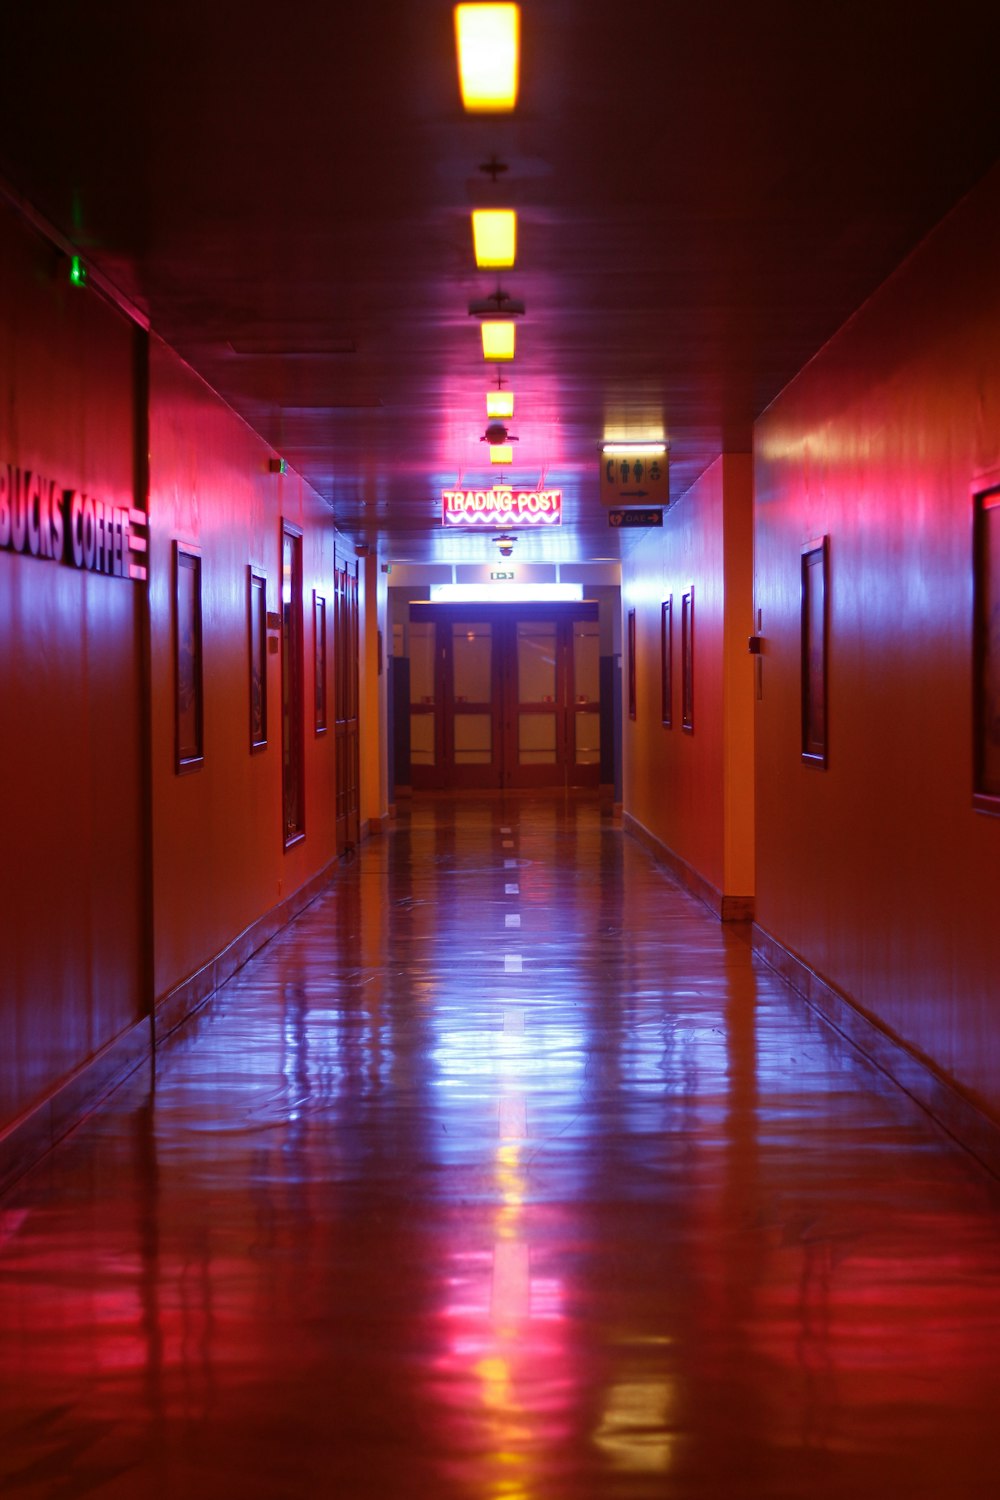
801,537,829,764
973,485,1000,812
660,596,673,727
314,591,328,734
627,608,637,720
249,568,267,751
174,542,204,772
681,587,694,731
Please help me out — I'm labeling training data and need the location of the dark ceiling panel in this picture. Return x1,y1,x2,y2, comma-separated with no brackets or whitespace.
2,1,999,560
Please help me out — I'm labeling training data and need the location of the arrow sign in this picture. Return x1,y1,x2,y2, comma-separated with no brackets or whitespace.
609,508,663,528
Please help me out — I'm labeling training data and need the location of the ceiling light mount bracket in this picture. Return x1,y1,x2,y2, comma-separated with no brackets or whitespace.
478,155,510,181
469,288,525,318
482,421,518,446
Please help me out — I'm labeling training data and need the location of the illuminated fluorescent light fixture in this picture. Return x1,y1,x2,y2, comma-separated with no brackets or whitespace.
431,583,583,603
472,209,517,268
482,321,515,360
490,444,514,464
486,390,514,418
454,4,520,112
601,442,667,456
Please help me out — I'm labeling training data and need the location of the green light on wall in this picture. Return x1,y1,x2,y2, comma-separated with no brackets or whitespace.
69,255,87,288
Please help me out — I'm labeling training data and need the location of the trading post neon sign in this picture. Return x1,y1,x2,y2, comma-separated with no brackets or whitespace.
442,487,562,527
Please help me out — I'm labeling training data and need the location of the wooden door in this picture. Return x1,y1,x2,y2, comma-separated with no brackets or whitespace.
334,557,360,850
408,603,600,792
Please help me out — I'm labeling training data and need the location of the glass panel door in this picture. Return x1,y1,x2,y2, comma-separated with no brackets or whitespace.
571,619,601,769
409,620,437,768
515,620,562,780
404,605,602,792
451,621,494,772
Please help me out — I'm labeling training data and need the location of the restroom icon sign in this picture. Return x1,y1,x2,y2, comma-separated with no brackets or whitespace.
599,450,669,506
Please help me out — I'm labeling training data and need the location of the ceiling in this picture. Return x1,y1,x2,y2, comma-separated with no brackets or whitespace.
3,1,1000,562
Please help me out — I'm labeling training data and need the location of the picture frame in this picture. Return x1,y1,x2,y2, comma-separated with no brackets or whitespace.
801,537,829,764
627,608,637,721
660,596,673,727
973,486,1000,813
249,568,268,751
174,541,204,772
681,587,694,732
314,590,328,734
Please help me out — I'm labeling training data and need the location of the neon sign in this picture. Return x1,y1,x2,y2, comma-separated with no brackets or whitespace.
442,488,562,528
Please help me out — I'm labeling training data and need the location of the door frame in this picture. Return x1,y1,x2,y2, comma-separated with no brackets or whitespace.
408,601,600,791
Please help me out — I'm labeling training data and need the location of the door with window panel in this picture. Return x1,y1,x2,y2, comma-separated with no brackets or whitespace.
408,603,600,790
570,617,602,781
446,619,502,787
408,618,438,781
508,615,601,788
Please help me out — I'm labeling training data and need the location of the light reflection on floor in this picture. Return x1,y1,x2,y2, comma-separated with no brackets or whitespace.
1,798,999,1497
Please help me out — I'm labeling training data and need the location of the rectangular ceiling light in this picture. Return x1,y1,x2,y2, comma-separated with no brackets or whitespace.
601,442,667,456
472,209,517,268
482,321,515,360
490,444,514,464
431,583,583,604
454,4,520,112
486,390,514,418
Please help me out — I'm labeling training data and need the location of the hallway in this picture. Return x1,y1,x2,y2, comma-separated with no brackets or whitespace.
1,800,999,1499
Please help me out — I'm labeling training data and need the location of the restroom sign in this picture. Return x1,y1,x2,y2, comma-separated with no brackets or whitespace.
442,488,562,527
600,452,669,506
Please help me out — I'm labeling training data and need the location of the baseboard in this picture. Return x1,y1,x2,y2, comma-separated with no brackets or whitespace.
0,858,344,1198
753,924,1000,1181
153,856,341,1044
0,1015,151,1200
624,812,754,923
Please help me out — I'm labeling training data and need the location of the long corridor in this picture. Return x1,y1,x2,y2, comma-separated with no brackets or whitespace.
2,800,1000,1499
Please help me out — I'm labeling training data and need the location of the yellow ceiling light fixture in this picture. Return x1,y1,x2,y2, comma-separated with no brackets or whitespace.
454,4,520,112
472,209,517,268
481,320,515,360
490,444,514,464
486,389,514,418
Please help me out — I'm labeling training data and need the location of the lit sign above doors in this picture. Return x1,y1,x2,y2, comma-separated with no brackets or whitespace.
442,488,562,528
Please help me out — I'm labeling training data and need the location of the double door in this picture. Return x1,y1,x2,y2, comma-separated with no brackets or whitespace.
409,603,601,790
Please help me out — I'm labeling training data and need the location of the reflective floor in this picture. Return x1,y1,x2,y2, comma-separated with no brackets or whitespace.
2,798,1000,1498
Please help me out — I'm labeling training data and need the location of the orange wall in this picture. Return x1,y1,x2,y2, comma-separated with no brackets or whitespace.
754,161,1000,1121
0,201,145,1129
622,454,755,901
148,338,339,1003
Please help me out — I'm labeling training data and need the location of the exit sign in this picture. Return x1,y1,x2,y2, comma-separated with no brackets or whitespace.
608,508,663,528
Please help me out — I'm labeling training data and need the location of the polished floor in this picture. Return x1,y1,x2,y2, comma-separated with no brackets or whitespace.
2,799,1000,1499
